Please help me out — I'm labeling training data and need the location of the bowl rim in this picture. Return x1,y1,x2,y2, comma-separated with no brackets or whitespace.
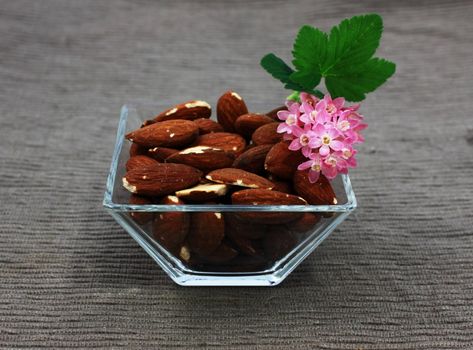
103,105,357,213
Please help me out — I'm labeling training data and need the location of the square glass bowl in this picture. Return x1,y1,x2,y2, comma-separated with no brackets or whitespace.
103,105,357,286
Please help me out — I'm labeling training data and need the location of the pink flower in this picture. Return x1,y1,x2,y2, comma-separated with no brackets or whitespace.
275,92,366,183
298,152,323,183
288,124,317,157
277,102,301,135
311,124,345,156
315,94,345,122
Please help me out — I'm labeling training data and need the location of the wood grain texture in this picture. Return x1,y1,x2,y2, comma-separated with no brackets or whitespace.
1,0,473,348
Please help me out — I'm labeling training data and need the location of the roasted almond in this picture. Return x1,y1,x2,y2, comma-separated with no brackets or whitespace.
224,213,267,239
265,141,305,180
192,132,246,156
193,118,224,134
188,212,225,256
216,91,248,132
200,242,238,264
153,196,189,250
263,226,297,260
154,100,211,122
234,113,274,139
147,147,179,161
125,119,199,148
231,189,307,224
166,146,235,172
251,122,283,145
122,163,202,197
175,183,229,202
232,144,273,174
206,168,274,189
265,105,287,120
267,176,293,194
293,171,337,205
125,155,160,171
288,213,321,233
129,194,154,225
129,142,147,157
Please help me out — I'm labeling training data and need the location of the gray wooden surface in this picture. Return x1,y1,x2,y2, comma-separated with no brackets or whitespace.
1,0,473,349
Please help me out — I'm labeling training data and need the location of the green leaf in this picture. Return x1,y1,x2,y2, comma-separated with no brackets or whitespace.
322,14,383,75
260,53,294,84
325,58,396,101
291,25,327,89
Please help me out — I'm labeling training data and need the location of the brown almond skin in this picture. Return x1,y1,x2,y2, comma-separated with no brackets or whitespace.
207,168,274,189
263,226,297,261
231,189,307,224
147,147,179,161
129,142,147,157
234,113,274,139
217,91,248,132
224,213,267,240
200,242,238,264
265,142,306,180
166,146,235,172
141,119,156,127
153,196,189,250
192,132,246,156
188,212,225,256
129,195,154,225
232,144,273,175
194,118,224,135
251,122,283,145
125,119,199,148
293,171,337,205
123,163,202,197
154,100,211,122
266,105,287,121
125,155,160,171
288,213,321,233
268,175,293,194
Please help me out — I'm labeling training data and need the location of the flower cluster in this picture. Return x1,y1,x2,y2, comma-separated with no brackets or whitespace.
277,93,366,183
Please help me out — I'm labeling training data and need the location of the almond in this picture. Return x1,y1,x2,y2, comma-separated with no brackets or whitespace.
125,119,199,148
216,90,248,132
232,144,273,174
268,175,293,194
141,119,156,127
192,132,246,156
147,147,179,161
225,229,263,257
293,171,337,205
193,118,224,134
265,105,287,121
153,196,189,250
188,212,225,256
251,122,283,145
263,226,297,260
129,194,154,225
125,155,160,171
265,141,305,180
154,100,211,122
288,213,321,233
224,213,267,239
234,113,274,139
129,142,147,157
206,168,274,189
231,189,307,224
166,146,235,172
175,183,229,202
200,242,238,264
122,163,202,197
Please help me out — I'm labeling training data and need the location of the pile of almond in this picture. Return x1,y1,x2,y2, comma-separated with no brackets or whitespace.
122,91,337,271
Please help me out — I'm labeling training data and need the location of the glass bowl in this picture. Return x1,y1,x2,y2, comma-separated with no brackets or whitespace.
103,105,357,286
